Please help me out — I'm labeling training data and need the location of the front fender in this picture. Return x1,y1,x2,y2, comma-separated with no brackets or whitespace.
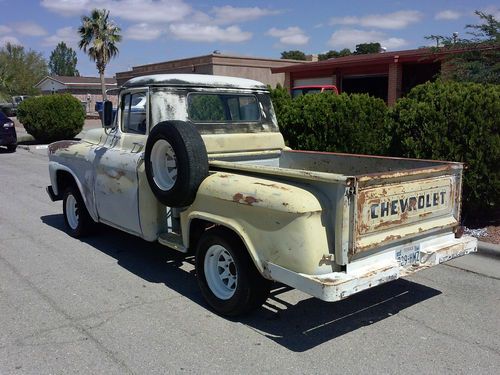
48,161,98,222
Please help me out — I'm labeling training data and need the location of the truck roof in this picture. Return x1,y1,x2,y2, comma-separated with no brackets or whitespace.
122,74,268,90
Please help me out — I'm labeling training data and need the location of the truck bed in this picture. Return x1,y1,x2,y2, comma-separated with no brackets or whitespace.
210,149,463,265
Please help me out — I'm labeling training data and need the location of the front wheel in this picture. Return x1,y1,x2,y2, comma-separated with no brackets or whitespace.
63,186,94,238
195,227,271,316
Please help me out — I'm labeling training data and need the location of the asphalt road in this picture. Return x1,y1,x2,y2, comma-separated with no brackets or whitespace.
1,147,499,375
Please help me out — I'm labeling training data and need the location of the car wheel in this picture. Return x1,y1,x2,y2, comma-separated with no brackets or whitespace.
195,227,271,316
145,121,208,207
6,144,17,152
63,186,94,238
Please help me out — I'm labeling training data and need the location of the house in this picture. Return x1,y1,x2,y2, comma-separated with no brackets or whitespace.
35,75,118,114
271,46,494,105
115,53,309,87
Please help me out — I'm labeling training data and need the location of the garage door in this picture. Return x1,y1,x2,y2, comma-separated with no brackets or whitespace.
293,77,333,87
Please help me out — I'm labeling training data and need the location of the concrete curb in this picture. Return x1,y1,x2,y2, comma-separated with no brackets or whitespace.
477,240,500,258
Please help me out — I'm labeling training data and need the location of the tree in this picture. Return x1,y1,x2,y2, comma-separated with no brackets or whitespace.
78,8,121,100
49,42,79,76
427,11,500,84
318,48,351,61
354,42,381,54
0,43,48,97
280,50,306,60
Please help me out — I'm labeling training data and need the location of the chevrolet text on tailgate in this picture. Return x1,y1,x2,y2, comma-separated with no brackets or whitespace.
46,74,477,316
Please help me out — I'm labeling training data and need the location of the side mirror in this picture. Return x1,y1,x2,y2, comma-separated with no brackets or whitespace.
103,100,114,128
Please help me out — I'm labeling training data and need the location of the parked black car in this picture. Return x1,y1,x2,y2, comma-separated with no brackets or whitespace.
0,111,17,152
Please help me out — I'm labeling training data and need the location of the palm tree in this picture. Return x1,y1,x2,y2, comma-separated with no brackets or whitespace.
78,9,121,100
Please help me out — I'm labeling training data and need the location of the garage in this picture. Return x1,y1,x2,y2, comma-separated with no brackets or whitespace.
293,77,334,87
342,75,388,102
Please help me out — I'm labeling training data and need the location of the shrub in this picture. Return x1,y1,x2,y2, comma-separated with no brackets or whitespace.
389,81,500,221
270,88,390,155
17,94,84,143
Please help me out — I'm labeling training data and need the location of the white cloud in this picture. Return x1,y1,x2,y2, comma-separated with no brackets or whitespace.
41,0,192,23
328,29,407,50
380,37,407,49
212,6,281,25
267,27,309,45
0,25,12,34
331,10,423,29
169,24,252,42
0,36,21,46
12,22,48,36
125,23,163,41
42,26,79,48
435,10,461,20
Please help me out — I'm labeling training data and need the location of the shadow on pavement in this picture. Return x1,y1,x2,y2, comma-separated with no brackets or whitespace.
41,213,442,352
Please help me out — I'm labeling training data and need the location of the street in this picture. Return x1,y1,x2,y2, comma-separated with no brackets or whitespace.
1,147,499,375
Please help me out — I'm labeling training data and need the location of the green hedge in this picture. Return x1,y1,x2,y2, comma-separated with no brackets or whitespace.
271,88,390,155
389,81,500,219
271,82,499,221
17,94,84,143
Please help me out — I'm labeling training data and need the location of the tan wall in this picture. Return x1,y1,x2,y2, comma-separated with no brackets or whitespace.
212,65,286,87
42,89,118,115
116,54,306,87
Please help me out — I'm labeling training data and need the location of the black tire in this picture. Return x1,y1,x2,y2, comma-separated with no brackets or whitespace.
62,186,94,238
195,227,271,316
145,121,208,207
6,144,17,152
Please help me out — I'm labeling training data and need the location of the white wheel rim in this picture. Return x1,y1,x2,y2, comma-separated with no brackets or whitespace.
151,139,177,191
204,245,237,300
65,194,79,230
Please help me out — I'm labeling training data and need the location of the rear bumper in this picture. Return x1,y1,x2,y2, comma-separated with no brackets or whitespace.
267,235,477,302
0,133,17,145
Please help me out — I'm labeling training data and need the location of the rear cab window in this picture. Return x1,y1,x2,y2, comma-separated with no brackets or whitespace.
187,93,260,122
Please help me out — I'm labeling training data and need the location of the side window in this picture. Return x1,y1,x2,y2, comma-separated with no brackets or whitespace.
121,91,147,134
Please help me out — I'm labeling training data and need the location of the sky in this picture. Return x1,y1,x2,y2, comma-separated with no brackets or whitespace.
1,0,499,77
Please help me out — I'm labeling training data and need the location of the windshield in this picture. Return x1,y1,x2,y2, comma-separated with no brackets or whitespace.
292,88,322,97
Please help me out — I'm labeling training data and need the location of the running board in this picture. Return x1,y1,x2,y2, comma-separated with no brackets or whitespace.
158,232,187,253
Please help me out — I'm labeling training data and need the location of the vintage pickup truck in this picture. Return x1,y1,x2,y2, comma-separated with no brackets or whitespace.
47,74,477,316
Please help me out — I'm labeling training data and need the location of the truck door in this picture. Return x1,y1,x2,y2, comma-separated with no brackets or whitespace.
93,89,148,235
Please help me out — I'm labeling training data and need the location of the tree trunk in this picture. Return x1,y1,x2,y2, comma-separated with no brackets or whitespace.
100,71,107,101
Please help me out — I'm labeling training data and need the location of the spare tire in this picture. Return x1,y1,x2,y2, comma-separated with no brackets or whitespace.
145,120,208,207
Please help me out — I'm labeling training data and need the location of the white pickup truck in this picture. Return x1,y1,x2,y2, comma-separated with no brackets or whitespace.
47,74,477,316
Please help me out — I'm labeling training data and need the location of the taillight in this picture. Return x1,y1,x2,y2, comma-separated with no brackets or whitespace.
3,122,14,128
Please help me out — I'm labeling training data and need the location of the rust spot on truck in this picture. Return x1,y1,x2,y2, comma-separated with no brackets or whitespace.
253,182,290,191
232,193,262,206
48,140,80,155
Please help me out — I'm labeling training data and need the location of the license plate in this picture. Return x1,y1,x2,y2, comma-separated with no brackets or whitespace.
396,244,421,267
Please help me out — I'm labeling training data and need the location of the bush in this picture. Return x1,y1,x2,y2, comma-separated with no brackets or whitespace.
389,81,500,220
17,94,85,143
270,88,390,155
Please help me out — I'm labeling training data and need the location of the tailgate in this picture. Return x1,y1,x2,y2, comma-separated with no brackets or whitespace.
352,163,462,257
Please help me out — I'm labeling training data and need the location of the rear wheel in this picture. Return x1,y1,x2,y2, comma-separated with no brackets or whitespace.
6,144,16,152
195,227,271,316
63,186,94,238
